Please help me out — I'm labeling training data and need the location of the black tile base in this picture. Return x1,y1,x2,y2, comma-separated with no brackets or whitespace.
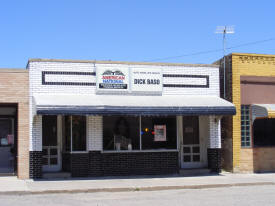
71,153,89,177
29,151,42,179
76,151,178,177
100,151,178,176
30,151,179,179
207,148,222,173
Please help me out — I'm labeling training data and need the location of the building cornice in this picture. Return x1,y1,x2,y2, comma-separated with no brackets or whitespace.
232,53,275,65
27,58,218,68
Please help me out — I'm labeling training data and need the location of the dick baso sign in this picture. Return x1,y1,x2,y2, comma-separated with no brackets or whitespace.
96,67,162,94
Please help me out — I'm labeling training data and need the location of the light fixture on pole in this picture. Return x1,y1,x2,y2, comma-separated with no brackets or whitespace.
215,25,234,99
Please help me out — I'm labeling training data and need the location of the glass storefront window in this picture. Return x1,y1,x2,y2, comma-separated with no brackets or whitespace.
72,116,86,151
141,116,177,150
103,116,140,150
103,116,177,151
62,116,86,152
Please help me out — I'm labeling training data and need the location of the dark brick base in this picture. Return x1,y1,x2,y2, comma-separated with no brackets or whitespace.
62,153,71,172
71,153,89,177
30,151,178,179
101,152,178,176
207,148,222,173
74,151,179,177
89,151,102,176
29,151,42,179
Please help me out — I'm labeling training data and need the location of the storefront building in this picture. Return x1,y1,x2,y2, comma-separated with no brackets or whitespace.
28,59,235,178
216,53,275,173
0,69,29,179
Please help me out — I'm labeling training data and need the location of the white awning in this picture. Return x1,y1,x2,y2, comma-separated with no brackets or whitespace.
252,104,275,121
33,94,236,116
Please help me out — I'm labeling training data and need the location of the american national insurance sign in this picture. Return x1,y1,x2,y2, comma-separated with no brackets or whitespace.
96,67,162,94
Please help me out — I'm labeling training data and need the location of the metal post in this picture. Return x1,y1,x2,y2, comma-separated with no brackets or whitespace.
215,25,234,99
223,27,226,99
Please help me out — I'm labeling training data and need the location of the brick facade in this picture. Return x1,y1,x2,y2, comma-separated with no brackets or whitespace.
0,69,29,179
218,53,275,173
27,59,230,178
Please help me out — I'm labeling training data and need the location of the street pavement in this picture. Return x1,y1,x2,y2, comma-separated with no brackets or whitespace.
1,184,275,206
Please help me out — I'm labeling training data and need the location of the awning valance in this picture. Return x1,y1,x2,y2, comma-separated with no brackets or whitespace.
33,94,236,116
252,104,275,121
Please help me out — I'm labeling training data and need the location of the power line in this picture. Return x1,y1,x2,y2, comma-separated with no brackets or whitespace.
144,38,275,62
144,48,222,62
227,38,275,49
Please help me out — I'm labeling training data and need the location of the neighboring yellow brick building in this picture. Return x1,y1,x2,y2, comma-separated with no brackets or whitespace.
216,53,275,172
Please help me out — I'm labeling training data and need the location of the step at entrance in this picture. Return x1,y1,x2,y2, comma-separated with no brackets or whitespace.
42,172,71,179
179,168,211,176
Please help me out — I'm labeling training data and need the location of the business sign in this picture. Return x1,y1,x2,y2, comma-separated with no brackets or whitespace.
96,67,163,94
131,68,162,94
154,125,166,141
96,67,129,93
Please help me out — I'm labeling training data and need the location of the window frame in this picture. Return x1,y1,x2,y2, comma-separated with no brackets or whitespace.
241,105,252,148
65,115,88,153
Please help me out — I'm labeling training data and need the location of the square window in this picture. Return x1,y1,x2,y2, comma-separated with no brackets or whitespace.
183,147,191,153
192,146,200,153
184,155,191,162
193,155,200,162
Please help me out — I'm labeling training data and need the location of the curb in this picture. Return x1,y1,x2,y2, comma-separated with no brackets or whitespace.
0,182,274,195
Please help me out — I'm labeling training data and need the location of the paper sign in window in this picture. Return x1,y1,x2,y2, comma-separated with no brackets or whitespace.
7,134,14,145
154,125,166,141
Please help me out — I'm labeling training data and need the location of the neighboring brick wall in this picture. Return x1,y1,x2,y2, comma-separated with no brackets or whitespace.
220,53,275,173
253,147,275,172
233,54,275,172
207,148,221,173
240,147,275,173
29,151,42,178
219,56,234,172
239,148,254,172
0,69,29,179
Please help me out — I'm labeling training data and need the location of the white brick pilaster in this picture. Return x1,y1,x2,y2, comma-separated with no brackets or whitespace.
208,116,221,149
31,115,42,151
88,116,103,151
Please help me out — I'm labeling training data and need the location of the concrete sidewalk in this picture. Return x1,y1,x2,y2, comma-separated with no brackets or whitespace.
1,173,275,195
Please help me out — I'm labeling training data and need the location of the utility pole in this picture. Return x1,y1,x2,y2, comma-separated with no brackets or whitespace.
216,26,234,99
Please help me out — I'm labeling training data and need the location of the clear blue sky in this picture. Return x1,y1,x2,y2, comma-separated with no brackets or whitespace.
1,0,275,68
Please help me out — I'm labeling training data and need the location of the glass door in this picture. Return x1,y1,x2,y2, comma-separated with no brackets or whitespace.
0,118,14,173
42,115,61,172
181,116,202,168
